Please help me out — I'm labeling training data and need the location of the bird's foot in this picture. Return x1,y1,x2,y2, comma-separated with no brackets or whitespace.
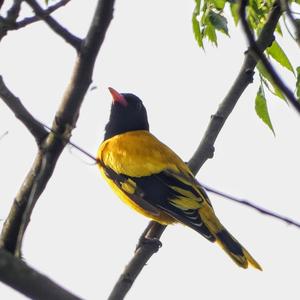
135,237,162,253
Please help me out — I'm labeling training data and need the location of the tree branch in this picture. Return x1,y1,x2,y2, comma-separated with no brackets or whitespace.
108,222,166,300
17,0,71,29
239,0,300,113
25,0,82,51
0,0,71,34
108,5,282,299
0,0,22,41
0,75,47,144
0,249,82,300
0,0,116,256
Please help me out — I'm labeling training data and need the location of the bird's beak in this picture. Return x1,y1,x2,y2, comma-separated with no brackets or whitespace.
108,87,128,107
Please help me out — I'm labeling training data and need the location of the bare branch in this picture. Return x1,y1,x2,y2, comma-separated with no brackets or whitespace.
108,6,282,299
25,0,82,51
17,0,71,29
0,75,47,143
0,0,71,35
0,0,22,41
203,184,300,228
5,0,22,22
108,222,166,300
239,0,300,113
0,249,82,300
0,0,116,255
15,155,49,258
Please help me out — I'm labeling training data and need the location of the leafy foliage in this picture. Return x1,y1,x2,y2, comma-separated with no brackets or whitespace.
255,86,274,134
192,0,300,132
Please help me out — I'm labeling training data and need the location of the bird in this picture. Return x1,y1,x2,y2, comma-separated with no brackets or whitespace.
97,87,262,270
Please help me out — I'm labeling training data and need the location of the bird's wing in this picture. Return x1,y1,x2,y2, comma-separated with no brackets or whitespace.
101,164,161,216
98,131,215,240
152,169,215,241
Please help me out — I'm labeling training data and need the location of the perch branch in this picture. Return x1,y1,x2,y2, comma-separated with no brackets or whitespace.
108,5,281,299
239,0,300,113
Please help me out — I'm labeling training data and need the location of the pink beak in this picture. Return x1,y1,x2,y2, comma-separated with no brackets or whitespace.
108,87,128,107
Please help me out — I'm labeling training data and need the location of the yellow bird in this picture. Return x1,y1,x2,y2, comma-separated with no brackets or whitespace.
97,87,261,270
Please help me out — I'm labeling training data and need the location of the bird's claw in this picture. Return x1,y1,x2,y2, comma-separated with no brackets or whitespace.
135,237,162,253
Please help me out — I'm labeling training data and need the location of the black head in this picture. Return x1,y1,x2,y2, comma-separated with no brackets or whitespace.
104,87,150,140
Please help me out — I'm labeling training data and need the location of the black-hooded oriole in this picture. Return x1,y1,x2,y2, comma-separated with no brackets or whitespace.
97,87,261,270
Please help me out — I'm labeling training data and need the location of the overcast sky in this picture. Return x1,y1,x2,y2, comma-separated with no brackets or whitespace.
1,0,300,299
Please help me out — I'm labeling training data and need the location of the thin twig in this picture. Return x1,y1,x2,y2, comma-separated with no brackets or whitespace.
0,249,82,300
108,6,282,299
202,184,300,228
29,119,300,230
239,0,300,113
25,0,82,51
280,0,300,47
41,121,98,163
282,14,296,41
0,75,47,144
17,0,71,29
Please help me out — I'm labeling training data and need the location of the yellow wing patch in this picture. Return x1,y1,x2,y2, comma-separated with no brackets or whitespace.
120,178,136,194
170,197,202,210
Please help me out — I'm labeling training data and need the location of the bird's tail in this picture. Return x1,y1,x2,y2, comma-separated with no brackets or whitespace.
199,207,262,270
215,228,262,270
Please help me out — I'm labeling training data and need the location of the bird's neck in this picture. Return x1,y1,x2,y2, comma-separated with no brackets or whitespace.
104,123,149,141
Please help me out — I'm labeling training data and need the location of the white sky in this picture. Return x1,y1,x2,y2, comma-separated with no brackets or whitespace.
1,0,300,299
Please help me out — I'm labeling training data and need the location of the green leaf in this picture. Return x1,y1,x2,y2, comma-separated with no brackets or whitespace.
275,23,282,36
267,41,294,74
255,87,275,134
192,14,203,48
256,62,285,100
212,0,226,10
205,23,217,45
194,0,201,14
208,10,229,35
230,3,239,25
192,0,203,48
296,67,300,100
